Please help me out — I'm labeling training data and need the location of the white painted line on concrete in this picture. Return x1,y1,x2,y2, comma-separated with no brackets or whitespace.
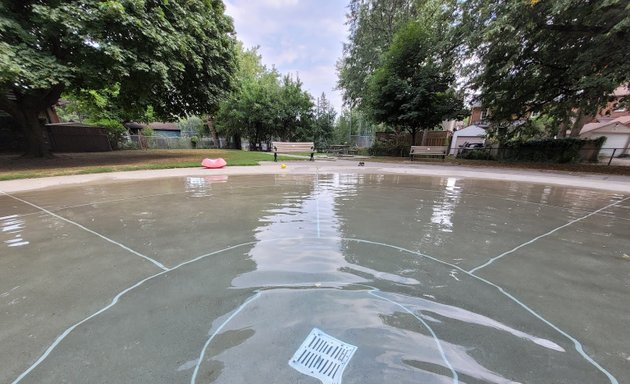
368,289,459,384
470,273,619,384
0,191,168,271
190,292,262,384
468,196,630,274
189,283,456,384
9,237,619,384
9,240,261,384
315,169,321,238
333,238,619,384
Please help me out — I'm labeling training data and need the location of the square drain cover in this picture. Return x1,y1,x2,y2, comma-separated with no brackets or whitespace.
288,328,357,384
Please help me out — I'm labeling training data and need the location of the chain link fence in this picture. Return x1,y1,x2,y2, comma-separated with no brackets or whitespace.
125,135,219,150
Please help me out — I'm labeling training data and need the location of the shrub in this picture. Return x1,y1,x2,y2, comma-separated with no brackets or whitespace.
458,149,494,160
369,140,410,156
178,116,205,137
499,137,606,163
92,118,126,150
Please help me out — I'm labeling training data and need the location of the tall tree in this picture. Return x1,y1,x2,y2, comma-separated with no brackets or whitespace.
313,92,336,148
0,0,237,156
463,0,630,136
337,0,417,110
277,74,315,142
366,20,465,144
215,45,314,149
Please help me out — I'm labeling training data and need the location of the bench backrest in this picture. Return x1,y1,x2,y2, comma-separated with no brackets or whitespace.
272,142,315,153
410,146,447,155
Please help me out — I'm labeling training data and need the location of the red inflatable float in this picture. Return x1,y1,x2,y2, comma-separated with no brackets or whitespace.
201,158,227,169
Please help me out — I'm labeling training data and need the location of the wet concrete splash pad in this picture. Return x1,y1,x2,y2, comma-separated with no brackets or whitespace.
1,173,628,383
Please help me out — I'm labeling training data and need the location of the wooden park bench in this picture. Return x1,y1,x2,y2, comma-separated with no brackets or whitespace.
272,141,315,162
409,146,447,161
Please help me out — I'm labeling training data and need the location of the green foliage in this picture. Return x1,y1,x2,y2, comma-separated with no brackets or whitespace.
457,149,494,160
368,140,410,157
215,45,315,149
366,20,465,138
141,127,154,136
0,0,238,155
313,93,336,149
178,116,205,138
337,0,417,109
462,0,630,135
58,86,142,123
333,109,377,145
500,138,606,163
91,118,126,149
368,132,412,157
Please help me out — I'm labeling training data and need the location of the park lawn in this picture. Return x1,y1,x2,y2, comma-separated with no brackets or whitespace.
0,149,298,181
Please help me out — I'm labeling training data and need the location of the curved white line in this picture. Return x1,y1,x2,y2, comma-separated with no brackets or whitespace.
189,285,459,384
190,292,262,384
9,240,261,384
331,238,619,384
9,237,619,384
368,290,459,383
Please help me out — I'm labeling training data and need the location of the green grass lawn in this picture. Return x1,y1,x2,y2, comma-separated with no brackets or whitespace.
0,149,298,181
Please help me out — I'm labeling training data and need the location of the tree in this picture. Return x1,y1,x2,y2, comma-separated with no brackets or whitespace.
366,20,465,144
278,75,315,142
215,44,315,149
313,93,336,148
462,0,630,137
337,0,417,110
0,0,237,156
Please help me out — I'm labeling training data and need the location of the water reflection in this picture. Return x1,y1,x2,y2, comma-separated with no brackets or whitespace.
185,175,229,198
234,173,420,288
220,174,619,384
1,214,29,248
429,177,461,233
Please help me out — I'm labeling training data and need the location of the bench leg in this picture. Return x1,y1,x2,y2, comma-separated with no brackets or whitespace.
274,153,277,162
310,152,314,161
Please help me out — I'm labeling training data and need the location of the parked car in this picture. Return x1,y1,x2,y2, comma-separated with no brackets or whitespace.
460,142,485,149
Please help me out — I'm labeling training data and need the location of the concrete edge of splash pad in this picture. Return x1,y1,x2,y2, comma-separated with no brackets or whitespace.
1,160,630,194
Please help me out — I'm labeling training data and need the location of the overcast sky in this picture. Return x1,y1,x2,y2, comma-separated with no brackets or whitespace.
224,0,348,114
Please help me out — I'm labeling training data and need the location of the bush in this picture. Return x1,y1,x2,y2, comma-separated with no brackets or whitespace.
458,149,494,160
92,118,126,150
369,140,410,156
178,116,205,137
499,137,606,163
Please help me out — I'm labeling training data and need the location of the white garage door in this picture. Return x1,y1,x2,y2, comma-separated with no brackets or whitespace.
599,134,630,156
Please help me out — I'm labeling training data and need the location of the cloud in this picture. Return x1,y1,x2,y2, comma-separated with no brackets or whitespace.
259,0,299,8
225,0,349,113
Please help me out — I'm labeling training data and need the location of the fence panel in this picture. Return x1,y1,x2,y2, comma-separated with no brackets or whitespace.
127,135,218,150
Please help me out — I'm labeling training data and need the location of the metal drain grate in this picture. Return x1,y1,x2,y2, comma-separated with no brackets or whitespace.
288,328,357,384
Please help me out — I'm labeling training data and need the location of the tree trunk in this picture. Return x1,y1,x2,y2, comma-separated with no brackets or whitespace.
410,127,417,146
0,87,62,157
570,109,589,137
13,105,51,157
557,122,567,138
207,116,220,148
232,134,241,150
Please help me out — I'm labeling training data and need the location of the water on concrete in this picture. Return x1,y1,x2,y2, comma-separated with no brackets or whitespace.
1,173,628,383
